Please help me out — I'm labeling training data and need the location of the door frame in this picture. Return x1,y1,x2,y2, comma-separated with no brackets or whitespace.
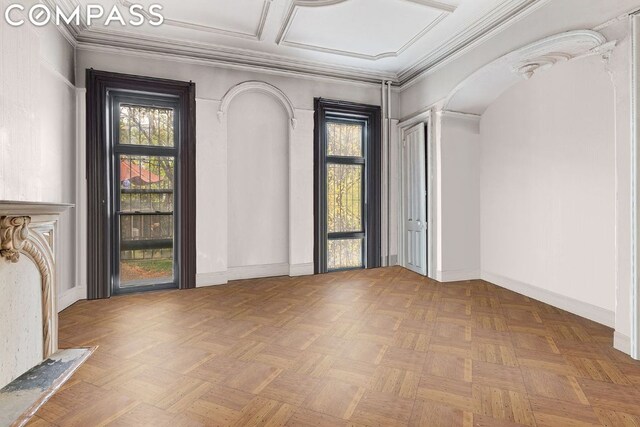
86,69,196,299
313,98,382,273
398,110,435,278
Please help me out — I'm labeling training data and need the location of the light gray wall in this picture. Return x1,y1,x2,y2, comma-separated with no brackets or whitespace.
227,92,289,269
480,55,616,320
437,114,480,280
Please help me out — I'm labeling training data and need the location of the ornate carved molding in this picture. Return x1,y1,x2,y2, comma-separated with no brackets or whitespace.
444,30,616,115
0,216,31,263
1,216,56,359
513,36,617,79
218,81,297,129
515,52,574,79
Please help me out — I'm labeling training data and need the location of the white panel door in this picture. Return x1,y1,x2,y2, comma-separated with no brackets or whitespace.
403,123,427,275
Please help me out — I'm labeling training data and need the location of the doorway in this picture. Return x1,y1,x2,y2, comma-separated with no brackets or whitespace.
401,122,428,276
86,70,196,299
111,94,180,293
314,98,381,273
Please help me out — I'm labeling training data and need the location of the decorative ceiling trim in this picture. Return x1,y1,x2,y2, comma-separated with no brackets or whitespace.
76,29,396,84
128,0,274,41
398,0,552,89
46,0,565,87
51,0,274,41
275,0,454,61
403,0,457,13
218,81,297,129
443,30,615,115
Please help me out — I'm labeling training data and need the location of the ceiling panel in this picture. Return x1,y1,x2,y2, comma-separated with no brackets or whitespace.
279,0,451,60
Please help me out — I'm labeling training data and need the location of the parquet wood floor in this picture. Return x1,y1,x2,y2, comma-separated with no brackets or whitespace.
27,267,640,426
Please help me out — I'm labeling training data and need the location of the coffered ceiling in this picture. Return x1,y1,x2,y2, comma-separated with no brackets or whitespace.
46,0,619,85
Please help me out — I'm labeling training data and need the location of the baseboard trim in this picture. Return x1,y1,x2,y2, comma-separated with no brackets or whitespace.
228,263,290,281
196,271,228,288
57,285,85,312
614,331,631,355
435,269,481,282
290,263,314,277
197,262,315,287
382,255,399,267
481,271,615,328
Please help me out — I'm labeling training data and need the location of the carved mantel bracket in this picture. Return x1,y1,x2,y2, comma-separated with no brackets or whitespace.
0,216,31,262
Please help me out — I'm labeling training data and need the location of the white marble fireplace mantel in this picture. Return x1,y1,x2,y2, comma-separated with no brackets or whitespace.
0,200,73,389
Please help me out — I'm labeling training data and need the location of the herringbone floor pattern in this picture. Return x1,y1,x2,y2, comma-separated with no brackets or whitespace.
28,267,640,426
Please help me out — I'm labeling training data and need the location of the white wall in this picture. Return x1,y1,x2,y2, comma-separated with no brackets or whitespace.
436,113,480,281
76,47,397,285
227,92,289,270
0,2,77,306
480,55,616,325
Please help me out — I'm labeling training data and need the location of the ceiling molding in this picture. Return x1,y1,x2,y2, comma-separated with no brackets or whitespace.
76,35,394,87
398,0,552,89
278,14,447,61
275,0,454,61
403,0,457,13
128,0,274,41
50,0,274,41
44,0,575,88
443,30,614,115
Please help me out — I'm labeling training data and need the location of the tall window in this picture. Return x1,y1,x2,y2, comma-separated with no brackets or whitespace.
314,99,381,273
111,95,179,293
86,70,196,299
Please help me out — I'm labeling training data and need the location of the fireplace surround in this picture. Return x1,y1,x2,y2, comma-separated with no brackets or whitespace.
0,201,72,385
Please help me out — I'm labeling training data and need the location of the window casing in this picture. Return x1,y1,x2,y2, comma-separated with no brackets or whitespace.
314,99,381,273
86,70,196,299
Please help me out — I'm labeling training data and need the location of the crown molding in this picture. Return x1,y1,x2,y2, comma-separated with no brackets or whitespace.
75,28,396,83
76,41,391,89
275,0,454,61
48,0,274,41
398,0,552,90
45,0,565,88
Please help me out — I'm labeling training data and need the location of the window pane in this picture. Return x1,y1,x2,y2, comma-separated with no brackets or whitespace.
327,163,363,233
119,104,175,147
328,239,363,270
119,214,174,287
119,154,175,287
327,122,363,157
120,155,174,213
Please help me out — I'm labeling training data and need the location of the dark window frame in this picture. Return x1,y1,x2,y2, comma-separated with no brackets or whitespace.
110,93,180,294
86,69,196,299
314,98,381,274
